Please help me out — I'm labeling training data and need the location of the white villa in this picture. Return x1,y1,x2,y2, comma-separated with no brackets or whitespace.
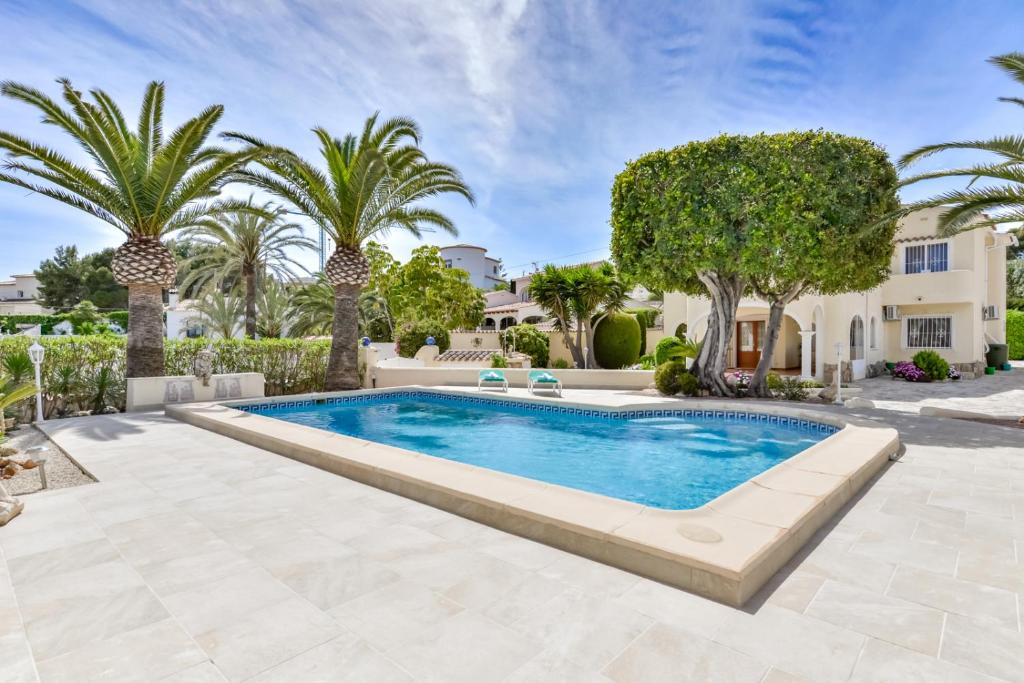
438,244,505,290
0,273,48,315
662,207,1018,381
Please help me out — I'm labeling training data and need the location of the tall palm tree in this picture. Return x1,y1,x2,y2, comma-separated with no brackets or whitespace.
899,52,1024,233
224,113,474,389
186,291,244,340
180,199,316,337
0,79,263,376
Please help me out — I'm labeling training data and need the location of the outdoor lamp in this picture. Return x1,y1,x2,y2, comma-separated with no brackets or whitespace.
833,342,844,405
361,336,371,347
425,336,436,346
28,341,45,423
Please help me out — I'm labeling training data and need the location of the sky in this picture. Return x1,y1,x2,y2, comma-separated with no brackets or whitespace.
1,0,1022,280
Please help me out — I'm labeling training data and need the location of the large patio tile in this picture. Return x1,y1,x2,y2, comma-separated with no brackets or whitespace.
613,578,734,638
480,572,572,626
804,580,944,655
713,604,865,683
508,589,653,669
135,545,254,597
6,538,119,587
956,550,1024,593
504,649,613,682
762,571,826,613
158,662,228,682
928,490,1015,518
940,613,1024,683
438,553,534,609
384,610,540,683
879,497,967,529
848,530,958,575
35,618,206,683
964,511,1024,543
912,521,1017,561
537,552,640,598
329,579,463,651
246,632,411,682
0,632,38,683
793,544,896,593
850,637,1000,682
0,519,105,561
886,565,1019,630
469,529,568,571
160,567,297,635
193,596,341,682
603,622,767,683
271,550,402,611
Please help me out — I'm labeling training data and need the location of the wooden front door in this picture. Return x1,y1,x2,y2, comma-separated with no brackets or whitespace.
736,321,764,368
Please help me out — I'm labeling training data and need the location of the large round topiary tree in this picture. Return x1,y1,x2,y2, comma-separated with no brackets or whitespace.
612,131,899,396
593,312,641,368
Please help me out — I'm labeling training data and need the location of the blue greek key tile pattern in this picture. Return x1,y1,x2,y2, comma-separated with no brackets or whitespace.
237,390,838,435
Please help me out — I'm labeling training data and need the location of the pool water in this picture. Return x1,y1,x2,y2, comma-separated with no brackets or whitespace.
247,393,832,510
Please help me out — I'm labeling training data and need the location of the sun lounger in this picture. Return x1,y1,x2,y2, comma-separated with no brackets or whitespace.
478,369,509,392
527,370,562,397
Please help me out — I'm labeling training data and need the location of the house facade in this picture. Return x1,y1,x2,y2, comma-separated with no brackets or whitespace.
0,273,48,315
438,244,505,290
662,207,1017,381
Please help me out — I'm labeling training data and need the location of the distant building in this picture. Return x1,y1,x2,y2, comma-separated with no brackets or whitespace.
0,274,49,315
438,244,505,290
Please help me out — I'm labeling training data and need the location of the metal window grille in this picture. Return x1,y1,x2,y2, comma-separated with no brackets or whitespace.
906,316,952,348
926,242,948,272
905,243,948,273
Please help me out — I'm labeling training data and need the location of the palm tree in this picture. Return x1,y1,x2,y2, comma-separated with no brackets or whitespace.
0,79,264,376
224,113,474,389
180,199,316,337
186,291,244,339
899,53,1024,233
1,371,35,437
255,280,291,338
288,274,393,339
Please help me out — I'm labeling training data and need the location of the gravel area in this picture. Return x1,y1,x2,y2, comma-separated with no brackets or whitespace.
1,425,95,495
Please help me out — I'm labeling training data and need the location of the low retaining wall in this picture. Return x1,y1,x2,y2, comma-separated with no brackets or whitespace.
368,366,655,390
126,372,264,411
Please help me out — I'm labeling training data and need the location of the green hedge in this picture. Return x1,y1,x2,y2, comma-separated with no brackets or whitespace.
499,324,549,367
627,308,658,355
0,311,129,334
0,336,333,415
395,320,451,358
1008,309,1024,360
594,312,641,369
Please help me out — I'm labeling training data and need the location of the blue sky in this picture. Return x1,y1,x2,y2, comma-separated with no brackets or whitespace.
1,0,1022,279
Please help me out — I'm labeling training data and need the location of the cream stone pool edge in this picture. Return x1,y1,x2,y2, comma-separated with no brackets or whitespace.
166,388,899,606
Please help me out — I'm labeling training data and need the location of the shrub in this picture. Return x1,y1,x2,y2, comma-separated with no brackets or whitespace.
490,354,508,368
653,335,698,365
778,376,809,401
654,360,687,395
912,350,949,381
637,354,656,370
765,372,784,394
892,360,926,382
1008,310,1024,360
677,371,700,397
499,324,549,367
593,312,641,369
627,308,658,354
395,320,451,358
551,358,571,369
674,322,687,339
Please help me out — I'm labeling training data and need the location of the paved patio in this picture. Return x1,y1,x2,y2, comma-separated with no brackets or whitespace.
854,364,1024,418
1,397,1022,682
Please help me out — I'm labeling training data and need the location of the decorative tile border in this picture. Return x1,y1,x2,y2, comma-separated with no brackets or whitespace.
236,389,838,435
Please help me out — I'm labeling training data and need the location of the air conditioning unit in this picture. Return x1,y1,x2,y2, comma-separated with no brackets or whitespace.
883,305,901,321
983,305,999,321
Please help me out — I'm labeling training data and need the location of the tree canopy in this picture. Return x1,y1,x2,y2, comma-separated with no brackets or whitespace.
35,245,128,311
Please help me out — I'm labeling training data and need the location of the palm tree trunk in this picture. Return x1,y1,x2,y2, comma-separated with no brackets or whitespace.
126,283,165,378
325,283,362,390
243,267,257,339
583,318,597,368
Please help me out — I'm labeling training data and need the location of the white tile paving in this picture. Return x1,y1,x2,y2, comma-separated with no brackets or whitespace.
0,395,1018,682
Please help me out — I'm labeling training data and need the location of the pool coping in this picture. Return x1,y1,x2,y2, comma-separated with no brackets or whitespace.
165,387,900,606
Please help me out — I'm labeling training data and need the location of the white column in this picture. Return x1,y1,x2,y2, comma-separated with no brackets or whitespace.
800,330,815,380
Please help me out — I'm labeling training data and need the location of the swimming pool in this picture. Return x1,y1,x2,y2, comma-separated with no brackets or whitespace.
242,391,835,510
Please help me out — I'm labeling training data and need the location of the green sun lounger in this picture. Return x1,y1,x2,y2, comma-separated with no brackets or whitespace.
528,370,562,396
478,369,508,392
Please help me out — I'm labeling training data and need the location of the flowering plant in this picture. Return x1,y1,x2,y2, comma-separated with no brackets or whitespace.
892,360,927,382
726,371,751,390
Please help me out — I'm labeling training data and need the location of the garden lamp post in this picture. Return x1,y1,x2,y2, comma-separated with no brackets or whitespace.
28,341,45,423
833,341,844,405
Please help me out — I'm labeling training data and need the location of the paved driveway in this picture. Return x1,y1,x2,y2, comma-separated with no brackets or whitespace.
0,402,1022,682
854,364,1024,418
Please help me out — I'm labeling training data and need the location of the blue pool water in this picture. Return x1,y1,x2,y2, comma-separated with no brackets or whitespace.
244,392,834,510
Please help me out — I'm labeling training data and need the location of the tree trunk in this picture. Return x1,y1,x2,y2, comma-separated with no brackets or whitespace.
749,301,787,397
582,318,597,368
243,267,257,339
693,273,744,396
556,321,582,368
126,283,165,378
325,282,362,391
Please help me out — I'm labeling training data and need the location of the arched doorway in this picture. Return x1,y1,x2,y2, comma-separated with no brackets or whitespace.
482,317,496,330
849,315,866,380
499,316,517,330
522,316,544,325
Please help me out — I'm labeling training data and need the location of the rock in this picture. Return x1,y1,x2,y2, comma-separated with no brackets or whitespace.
844,397,875,409
818,383,838,402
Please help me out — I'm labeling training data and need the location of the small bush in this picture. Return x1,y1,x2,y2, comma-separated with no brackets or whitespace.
674,322,687,339
778,376,808,401
395,320,451,358
1008,310,1024,360
637,354,656,370
490,354,508,368
499,324,549,367
654,360,688,396
912,350,949,381
677,371,700,397
653,335,698,365
551,358,571,369
766,372,784,393
593,312,641,369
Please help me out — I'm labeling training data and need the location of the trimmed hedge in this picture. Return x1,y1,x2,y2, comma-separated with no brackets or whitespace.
0,311,130,334
395,320,451,358
627,308,658,354
594,312,641,369
1008,309,1024,360
0,336,334,415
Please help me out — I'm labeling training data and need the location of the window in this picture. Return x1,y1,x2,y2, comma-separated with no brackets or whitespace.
906,316,952,349
493,265,498,274
904,242,948,274
869,317,877,349
16,290,24,298
444,259,452,268
850,316,864,360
